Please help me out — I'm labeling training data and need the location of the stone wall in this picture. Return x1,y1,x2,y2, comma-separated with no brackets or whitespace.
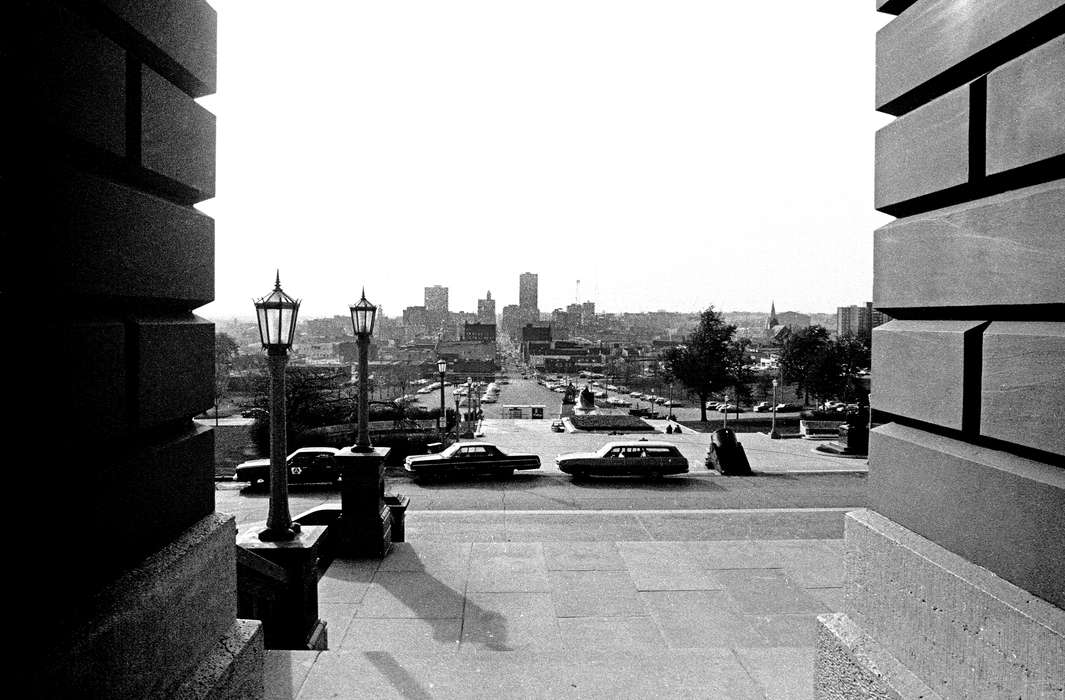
9,1,263,696
816,1,1064,696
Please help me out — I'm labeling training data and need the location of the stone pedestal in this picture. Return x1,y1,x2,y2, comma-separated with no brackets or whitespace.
238,526,328,651
334,447,393,558
814,510,1065,698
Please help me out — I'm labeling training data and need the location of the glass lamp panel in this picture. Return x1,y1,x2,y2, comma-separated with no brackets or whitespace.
281,305,297,346
256,306,269,346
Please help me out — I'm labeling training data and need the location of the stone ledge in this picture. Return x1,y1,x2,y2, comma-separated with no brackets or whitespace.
815,612,938,699
36,513,239,698
171,619,264,700
843,509,1064,697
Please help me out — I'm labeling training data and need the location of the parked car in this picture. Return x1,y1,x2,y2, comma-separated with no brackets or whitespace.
717,404,743,413
556,441,689,479
550,420,566,433
752,402,771,412
404,441,540,478
234,447,343,488
775,403,802,412
241,407,268,419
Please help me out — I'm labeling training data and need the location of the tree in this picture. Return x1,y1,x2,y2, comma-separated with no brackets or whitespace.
779,325,832,406
214,333,239,416
781,327,870,408
662,306,748,422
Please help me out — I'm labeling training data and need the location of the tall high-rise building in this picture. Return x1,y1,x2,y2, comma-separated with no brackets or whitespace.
519,272,538,311
477,290,496,323
837,302,873,340
424,285,449,313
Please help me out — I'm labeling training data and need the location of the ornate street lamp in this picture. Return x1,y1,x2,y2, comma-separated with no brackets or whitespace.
254,271,301,541
437,358,447,430
349,288,377,452
770,378,781,439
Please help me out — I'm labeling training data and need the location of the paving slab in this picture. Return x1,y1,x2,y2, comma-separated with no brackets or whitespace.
341,617,462,654
735,646,815,700
461,591,562,652
550,570,646,618
357,571,468,619
640,590,768,648
542,541,626,571
264,650,320,700
716,568,830,616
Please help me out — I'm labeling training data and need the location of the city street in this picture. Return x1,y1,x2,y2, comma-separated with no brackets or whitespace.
216,411,866,529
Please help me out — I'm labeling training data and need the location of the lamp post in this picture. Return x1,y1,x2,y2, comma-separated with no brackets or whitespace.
667,382,674,420
254,272,301,542
770,378,781,439
437,358,447,430
349,288,378,452
723,393,730,430
466,376,473,423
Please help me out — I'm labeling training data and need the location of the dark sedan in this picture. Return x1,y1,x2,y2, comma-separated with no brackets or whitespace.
404,442,540,479
233,447,343,488
555,441,689,479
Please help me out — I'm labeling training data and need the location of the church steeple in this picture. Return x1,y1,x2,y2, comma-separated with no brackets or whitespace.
766,301,778,330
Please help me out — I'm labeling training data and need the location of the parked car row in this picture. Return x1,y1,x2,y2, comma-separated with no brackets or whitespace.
234,439,691,487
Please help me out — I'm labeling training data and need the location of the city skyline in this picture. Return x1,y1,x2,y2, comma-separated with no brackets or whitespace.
196,0,893,319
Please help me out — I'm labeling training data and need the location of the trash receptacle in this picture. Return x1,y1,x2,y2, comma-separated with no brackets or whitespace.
705,428,753,475
384,494,410,542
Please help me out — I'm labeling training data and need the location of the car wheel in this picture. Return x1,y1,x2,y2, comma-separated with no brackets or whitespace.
649,470,664,480
499,468,515,478
571,471,586,480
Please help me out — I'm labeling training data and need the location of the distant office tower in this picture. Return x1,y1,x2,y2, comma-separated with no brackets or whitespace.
837,303,873,340
424,285,449,313
519,272,538,311
580,301,595,324
478,291,496,324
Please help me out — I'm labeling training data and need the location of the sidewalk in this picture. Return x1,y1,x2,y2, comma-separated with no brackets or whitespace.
265,508,849,699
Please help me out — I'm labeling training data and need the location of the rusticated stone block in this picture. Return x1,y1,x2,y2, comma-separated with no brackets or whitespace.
98,0,217,96
869,423,1065,608
871,320,985,431
14,166,214,307
875,84,968,211
876,0,1065,114
135,316,215,428
142,66,216,200
172,619,264,699
11,0,125,155
981,321,1065,457
839,509,1064,697
33,320,129,443
987,34,1065,175
873,179,1065,310
35,513,239,698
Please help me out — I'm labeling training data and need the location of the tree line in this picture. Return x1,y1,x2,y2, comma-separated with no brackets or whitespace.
661,307,870,421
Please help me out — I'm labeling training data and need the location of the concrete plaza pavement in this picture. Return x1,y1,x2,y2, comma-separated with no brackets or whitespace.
265,509,847,699
232,413,862,697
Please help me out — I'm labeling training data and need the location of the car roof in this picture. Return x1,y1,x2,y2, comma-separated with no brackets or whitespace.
601,441,678,449
291,447,342,455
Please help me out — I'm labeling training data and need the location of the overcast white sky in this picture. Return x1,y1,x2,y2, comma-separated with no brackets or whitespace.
197,0,893,320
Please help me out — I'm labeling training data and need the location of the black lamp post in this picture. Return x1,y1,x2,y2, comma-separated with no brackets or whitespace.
349,289,378,452
254,272,301,542
770,378,781,439
437,358,447,430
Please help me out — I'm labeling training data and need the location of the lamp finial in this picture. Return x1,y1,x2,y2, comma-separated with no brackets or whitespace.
275,270,281,290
